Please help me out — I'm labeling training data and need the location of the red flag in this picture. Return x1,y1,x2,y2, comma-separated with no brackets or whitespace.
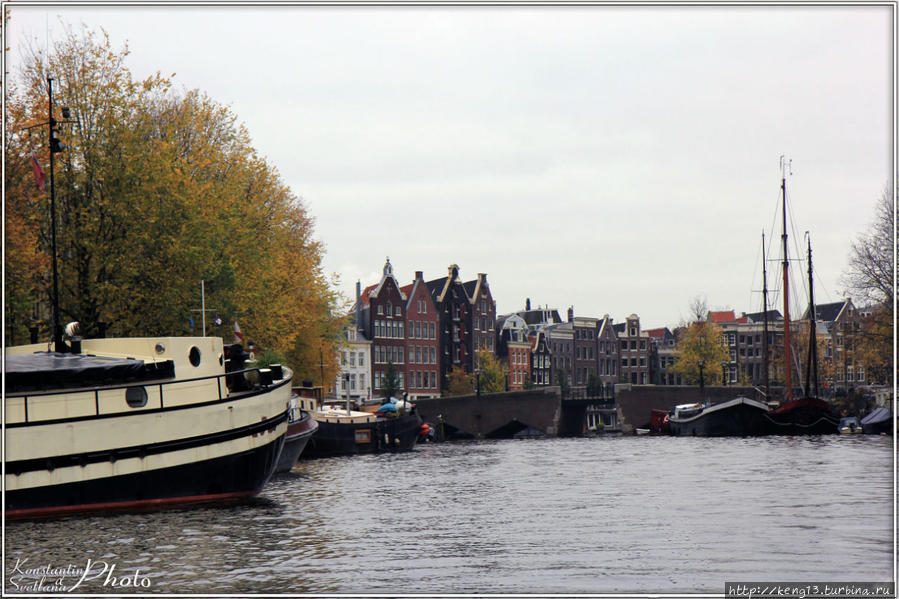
233,320,244,344
30,153,46,191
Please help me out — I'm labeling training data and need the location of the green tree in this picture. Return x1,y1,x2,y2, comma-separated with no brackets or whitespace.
476,349,506,394
557,368,570,397
445,365,473,396
672,320,729,385
380,360,401,400
5,24,343,382
586,371,603,396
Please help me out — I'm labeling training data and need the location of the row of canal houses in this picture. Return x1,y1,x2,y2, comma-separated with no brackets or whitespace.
332,258,869,403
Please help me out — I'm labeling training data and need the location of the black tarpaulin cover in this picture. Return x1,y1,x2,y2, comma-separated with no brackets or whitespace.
5,352,175,393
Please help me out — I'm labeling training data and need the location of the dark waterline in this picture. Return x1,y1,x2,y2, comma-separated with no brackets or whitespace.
5,435,894,594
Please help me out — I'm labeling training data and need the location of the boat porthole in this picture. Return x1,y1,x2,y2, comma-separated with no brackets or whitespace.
189,346,202,367
155,342,166,354
126,386,148,408
219,354,224,367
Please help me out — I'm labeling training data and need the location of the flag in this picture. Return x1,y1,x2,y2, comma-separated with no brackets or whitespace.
214,315,222,326
30,153,45,191
233,320,244,344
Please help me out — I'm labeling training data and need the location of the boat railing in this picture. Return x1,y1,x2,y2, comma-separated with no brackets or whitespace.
7,365,289,425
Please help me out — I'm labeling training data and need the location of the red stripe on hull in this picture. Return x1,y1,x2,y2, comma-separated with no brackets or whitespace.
5,489,258,522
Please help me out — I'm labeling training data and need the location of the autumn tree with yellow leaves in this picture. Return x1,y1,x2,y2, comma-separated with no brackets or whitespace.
5,25,343,384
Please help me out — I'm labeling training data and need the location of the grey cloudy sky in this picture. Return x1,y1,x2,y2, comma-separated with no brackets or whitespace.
5,4,894,329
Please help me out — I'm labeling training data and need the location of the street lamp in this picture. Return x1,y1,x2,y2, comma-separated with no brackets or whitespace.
22,77,78,351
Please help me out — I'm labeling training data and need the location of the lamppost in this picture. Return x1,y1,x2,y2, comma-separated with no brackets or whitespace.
23,77,78,351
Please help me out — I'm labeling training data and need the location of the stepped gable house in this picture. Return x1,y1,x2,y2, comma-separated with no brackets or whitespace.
401,271,441,400
357,258,408,398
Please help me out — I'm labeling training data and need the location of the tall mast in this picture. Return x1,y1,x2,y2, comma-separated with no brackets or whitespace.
805,235,819,398
762,231,770,400
780,156,792,402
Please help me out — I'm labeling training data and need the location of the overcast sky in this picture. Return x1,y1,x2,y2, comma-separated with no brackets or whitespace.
5,3,894,329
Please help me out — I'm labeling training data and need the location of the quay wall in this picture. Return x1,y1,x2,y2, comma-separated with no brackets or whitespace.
616,385,761,432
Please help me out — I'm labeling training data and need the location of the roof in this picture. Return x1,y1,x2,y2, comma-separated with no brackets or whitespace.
708,310,736,324
517,309,563,326
358,283,377,307
811,300,850,323
742,310,783,323
644,327,669,339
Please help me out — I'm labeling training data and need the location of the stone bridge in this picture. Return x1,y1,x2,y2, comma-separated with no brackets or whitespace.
413,387,593,440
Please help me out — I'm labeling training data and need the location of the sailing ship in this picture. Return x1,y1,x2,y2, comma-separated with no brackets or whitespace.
6,336,293,520
761,157,839,435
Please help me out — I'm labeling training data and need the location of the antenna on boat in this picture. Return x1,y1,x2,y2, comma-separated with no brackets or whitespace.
190,280,217,337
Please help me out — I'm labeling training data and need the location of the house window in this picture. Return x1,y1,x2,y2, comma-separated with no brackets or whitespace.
377,306,383,315
359,352,365,367
395,306,402,317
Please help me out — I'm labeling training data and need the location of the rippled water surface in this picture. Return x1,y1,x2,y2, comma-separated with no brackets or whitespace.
5,435,894,594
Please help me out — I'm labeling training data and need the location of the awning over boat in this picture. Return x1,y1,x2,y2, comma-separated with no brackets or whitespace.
5,352,175,393
861,406,893,425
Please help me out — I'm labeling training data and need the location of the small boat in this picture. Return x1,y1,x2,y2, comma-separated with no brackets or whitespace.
860,407,894,435
302,398,422,458
6,336,292,520
667,397,771,437
838,416,863,435
274,397,319,473
634,428,651,435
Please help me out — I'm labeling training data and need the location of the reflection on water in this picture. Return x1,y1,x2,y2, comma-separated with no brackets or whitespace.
5,435,893,594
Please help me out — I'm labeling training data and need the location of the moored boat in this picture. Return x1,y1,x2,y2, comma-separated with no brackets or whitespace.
763,397,839,435
302,400,422,459
667,396,770,437
838,416,863,435
274,397,319,473
860,407,894,435
5,336,292,520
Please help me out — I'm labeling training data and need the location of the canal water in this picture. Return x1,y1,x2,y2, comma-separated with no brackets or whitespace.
5,435,894,594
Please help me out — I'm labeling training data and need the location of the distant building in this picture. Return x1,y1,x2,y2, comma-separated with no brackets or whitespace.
426,264,496,389
401,271,441,400
806,299,864,390
496,314,530,391
357,258,408,398
333,323,373,404
545,321,574,387
614,314,651,385
645,327,679,385
596,314,619,395
529,330,553,387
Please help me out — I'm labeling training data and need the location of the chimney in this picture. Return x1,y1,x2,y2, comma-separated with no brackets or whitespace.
568,306,574,322
526,298,531,311
415,270,423,280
